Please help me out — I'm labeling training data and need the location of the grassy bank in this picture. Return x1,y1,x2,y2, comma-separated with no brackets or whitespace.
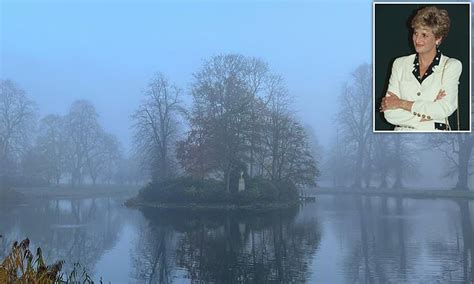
308,187,474,200
0,188,25,204
126,177,300,210
125,198,300,210
5,185,140,200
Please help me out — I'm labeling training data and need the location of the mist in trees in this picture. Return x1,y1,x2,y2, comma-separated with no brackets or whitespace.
326,62,474,190
2,54,319,191
0,80,37,180
6,56,472,191
4,56,474,191
0,80,141,187
134,54,319,192
132,73,184,183
429,134,474,190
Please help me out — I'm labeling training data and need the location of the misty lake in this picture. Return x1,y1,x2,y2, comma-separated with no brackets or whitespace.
1,193,473,283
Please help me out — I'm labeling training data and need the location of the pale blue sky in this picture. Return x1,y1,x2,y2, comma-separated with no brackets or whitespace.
1,0,372,153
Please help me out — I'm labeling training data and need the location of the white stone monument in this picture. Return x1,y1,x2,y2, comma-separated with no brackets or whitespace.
238,171,245,192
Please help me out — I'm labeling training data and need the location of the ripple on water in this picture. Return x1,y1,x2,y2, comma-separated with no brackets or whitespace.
50,224,89,229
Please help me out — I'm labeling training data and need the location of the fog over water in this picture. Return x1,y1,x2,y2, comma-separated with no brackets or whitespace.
1,0,474,282
1,0,371,152
1,195,473,282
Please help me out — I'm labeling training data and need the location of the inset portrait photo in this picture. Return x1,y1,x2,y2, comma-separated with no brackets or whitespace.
373,3,471,132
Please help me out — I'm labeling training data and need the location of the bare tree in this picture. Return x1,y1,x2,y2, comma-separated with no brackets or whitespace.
369,134,419,189
259,74,291,182
335,65,419,189
258,86,318,187
86,131,121,185
275,117,318,187
326,129,353,187
243,58,269,177
65,100,102,186
180,54,319,191
371,134,392,188
429,134,474,190
184,55,254,193
0,80,36,176
390,134,419,189
337,64,372,188
36,114,67,184
132,73,183,182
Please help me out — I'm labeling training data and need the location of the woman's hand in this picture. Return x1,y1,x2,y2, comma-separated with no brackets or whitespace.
434,89,446,102
419,90,446,121
380,91,401,112
380,91,414,112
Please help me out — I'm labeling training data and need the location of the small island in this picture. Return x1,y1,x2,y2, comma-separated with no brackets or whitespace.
126,55,319,210
126,176,303,209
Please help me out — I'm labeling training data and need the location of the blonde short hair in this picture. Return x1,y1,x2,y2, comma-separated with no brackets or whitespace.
411,6,450,40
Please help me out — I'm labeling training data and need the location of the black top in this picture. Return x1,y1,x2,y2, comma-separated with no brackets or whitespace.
412,48,442,84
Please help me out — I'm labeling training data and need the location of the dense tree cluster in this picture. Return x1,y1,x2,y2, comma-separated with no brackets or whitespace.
3,55,319,190
0,80,141,187
327,63,474,190
177,55,318,192
326,64,420,189
132,55,319,192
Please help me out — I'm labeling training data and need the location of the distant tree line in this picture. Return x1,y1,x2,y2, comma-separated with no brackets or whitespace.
133,54,320,193
0,80,144,187
325,63,474,191
1,54,319,191
6,59,473,191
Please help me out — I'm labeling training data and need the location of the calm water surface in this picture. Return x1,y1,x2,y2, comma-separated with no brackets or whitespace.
1,194,473,283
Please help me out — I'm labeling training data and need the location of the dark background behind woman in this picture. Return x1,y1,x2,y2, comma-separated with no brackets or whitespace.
374,4,470,131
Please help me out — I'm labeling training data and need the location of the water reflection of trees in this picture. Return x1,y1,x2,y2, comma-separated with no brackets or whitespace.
458,200,474,282
0,198,123,278
453,200,473,283
335,197,420,283
133,207,321,283
421,200,473,282
331,196,474,283
131,218,178,283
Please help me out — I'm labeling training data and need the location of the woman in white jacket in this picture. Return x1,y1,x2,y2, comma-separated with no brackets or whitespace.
380,6,462,131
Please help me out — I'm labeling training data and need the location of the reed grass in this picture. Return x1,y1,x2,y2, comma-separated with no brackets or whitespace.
0,238,97,283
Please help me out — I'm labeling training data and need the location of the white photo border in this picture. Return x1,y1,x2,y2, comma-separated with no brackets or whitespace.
372,2,472,133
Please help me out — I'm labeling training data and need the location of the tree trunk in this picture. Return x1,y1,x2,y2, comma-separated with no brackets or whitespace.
354,142,364,188
393,136,404,189
455,135,473,191
457,200,474,282
225,164,232,194
456,155,469,190
161,137,168,180
455,148,471,190
379,175,388,189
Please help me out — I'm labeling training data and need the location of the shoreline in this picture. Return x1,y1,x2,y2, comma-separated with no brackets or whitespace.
307,187,474,200
125,198,300,211
8,185,140,200
4,185,474,205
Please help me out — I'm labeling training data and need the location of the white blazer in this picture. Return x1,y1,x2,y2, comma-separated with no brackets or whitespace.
383,54,462,131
